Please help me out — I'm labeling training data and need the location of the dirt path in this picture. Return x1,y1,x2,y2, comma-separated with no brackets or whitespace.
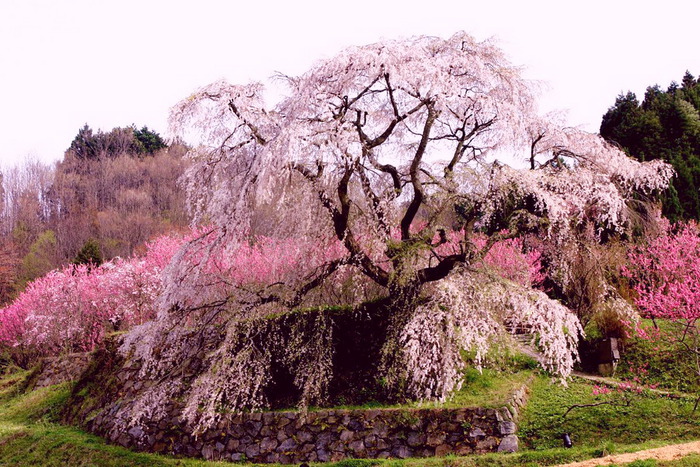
556,440,700,466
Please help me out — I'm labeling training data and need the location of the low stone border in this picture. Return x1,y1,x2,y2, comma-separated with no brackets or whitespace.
86,378,533,464
48,343,534,464
93,405,518,463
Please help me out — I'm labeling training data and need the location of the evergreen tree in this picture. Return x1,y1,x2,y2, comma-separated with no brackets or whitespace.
600,71,700,221
72,238,103,267
133,126,167,154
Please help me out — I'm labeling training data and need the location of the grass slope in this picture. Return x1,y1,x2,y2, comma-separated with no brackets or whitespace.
0,370,230,466
520,377,700,450
1,365,700,466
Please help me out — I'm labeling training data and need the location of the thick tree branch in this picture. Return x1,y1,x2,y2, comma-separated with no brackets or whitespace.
292,162,390,287
530,132,545,170
364,148,403,198
444,118,495,178
365,99,426,149
417,253,467,283
287,257,351,308
401,103,438,240
356,161,390,236
228,100,267,145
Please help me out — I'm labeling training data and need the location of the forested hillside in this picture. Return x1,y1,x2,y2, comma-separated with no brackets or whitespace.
600,71,700,221
0,125,189,303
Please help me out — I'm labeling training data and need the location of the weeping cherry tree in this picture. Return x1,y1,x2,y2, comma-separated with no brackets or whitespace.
120,32,673,432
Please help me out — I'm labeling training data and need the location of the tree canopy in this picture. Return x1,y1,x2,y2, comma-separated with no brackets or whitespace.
600,71,700,221
67,124,167,160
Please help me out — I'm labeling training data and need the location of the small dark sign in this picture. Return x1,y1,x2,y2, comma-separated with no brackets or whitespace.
597,338,620,364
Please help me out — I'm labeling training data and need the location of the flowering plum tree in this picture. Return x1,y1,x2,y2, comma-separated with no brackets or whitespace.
117,32,672,431
626,222,700,323
0,233,184,366
625,222,700,405
0,229,359,366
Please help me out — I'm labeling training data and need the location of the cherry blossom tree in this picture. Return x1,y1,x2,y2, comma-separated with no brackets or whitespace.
116,32,672,431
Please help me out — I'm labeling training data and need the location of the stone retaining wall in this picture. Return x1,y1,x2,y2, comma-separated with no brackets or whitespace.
57,341,532,464
83,380,531,464
29,352,91,389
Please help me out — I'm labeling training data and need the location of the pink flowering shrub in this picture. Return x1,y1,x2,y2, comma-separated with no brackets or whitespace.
473,234,545,288
624,222,700,343
0,228,353,365
626,221,700,322
591,385,612,396
0,234,183,365
623,222,700,394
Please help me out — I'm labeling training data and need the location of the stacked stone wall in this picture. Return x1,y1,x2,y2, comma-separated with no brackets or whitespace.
87,389,528,464
55,335,532,464
28,352,91,389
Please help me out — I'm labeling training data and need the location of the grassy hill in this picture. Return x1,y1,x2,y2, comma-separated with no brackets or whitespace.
2,361,700,466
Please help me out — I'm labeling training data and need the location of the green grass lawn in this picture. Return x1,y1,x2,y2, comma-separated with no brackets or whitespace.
2,365,700,466
321,368,534,412
0,370,233,467
519,376,700,451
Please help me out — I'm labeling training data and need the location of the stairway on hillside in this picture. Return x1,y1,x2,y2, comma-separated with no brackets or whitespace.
504,322,543,363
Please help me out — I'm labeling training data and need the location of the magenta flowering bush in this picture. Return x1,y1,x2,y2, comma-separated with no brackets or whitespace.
0,229,358,365
0,234,182,365
626,221,700,322
624,222,700,398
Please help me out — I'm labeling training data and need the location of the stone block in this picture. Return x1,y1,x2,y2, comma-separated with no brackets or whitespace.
497,434,518,453
316,448,331,462
201,445,214,459
296,430,313,443
339,429,354,442
243,420,263,436
499,407,513,421
277,437,298,452
435,444,452,457
406,432,425,447
259,437,278,453
392,446,412,459
499,421,517,435
455,444,473,455
127,426,144,439
244,443,260,459
475,436,499,452
349,439,365,453
426,432,446,446
348,419,365,431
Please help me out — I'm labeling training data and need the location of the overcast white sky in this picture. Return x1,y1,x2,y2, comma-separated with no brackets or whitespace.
0,0,697,167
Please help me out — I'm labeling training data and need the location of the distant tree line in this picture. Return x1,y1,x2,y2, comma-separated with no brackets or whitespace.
600,71,700,221
0,125,189,304
69,124,167,160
